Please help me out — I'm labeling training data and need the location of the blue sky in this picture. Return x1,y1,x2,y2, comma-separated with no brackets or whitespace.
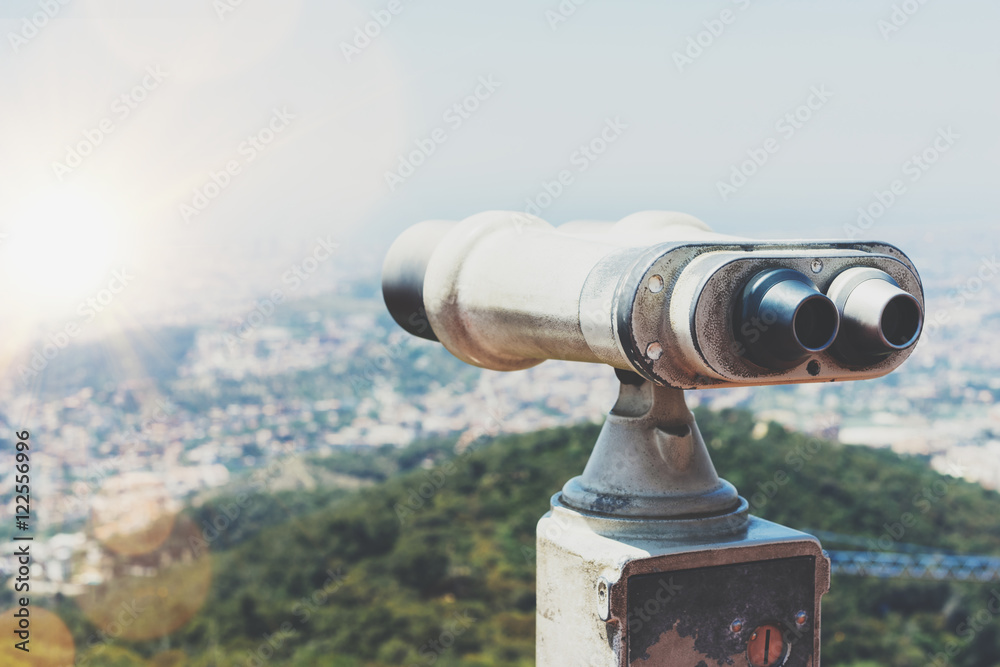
362,0,999,242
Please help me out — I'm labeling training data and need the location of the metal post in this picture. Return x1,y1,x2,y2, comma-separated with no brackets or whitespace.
536,375,830,666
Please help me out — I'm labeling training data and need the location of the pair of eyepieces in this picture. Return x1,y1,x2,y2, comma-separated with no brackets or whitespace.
737,267,922,369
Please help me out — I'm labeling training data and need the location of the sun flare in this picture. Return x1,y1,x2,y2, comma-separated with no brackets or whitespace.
2,188,122,315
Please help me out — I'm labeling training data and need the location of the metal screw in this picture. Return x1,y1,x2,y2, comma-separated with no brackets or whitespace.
596,577,611,621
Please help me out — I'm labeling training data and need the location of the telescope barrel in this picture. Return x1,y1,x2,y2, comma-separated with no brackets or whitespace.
382,210,924,389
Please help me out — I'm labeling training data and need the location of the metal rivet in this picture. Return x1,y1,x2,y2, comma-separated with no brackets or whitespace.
795,610,808,627
646,342,663,360
811,259,823,274
648,274,664,293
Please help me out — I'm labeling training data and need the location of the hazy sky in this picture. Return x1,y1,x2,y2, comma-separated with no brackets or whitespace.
0,0,997,336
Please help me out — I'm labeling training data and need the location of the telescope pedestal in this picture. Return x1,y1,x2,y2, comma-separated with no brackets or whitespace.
535,377,829,666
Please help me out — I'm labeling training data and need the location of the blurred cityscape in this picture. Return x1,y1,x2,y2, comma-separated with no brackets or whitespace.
2,229,999,601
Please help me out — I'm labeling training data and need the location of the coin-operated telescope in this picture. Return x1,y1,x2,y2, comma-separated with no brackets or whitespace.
382,211,923,667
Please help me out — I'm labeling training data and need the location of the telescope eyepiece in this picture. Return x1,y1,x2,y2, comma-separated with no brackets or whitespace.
795,294,841,351
880,292,922,348
828,267,923,364
737,269,840,369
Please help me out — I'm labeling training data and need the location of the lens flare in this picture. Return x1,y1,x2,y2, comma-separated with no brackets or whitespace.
77,514,212,641
91,472,180,556
1,187,122,313
0,607,76,667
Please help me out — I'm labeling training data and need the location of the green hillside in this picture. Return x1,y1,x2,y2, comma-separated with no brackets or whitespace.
49,409,1000,666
